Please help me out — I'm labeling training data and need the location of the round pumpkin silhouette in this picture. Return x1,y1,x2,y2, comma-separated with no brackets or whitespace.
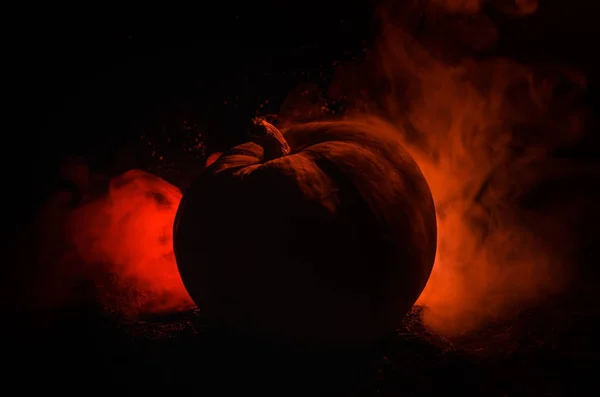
174,118,437,346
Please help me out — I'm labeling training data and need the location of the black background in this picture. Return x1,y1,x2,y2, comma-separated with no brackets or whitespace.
6,0,600,394
12,1,600,205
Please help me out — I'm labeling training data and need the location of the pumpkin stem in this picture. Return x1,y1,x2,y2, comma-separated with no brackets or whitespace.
248,117,291,161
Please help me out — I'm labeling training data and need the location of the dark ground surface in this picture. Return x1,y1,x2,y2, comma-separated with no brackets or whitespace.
5,1,600,395
7,300,597,395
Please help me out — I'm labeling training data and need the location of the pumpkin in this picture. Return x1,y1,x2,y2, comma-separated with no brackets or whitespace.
173,118,437,346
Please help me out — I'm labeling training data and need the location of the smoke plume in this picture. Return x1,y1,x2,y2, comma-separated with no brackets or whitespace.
312,0,587,335
24,1,590,338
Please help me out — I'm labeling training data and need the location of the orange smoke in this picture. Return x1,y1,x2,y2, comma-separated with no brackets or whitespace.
29,1,586,339
273,1,586,336
66,170,194,318
319,1,585,336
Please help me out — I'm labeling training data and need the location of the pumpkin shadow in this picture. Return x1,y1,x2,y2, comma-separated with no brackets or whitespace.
190,326,385,395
